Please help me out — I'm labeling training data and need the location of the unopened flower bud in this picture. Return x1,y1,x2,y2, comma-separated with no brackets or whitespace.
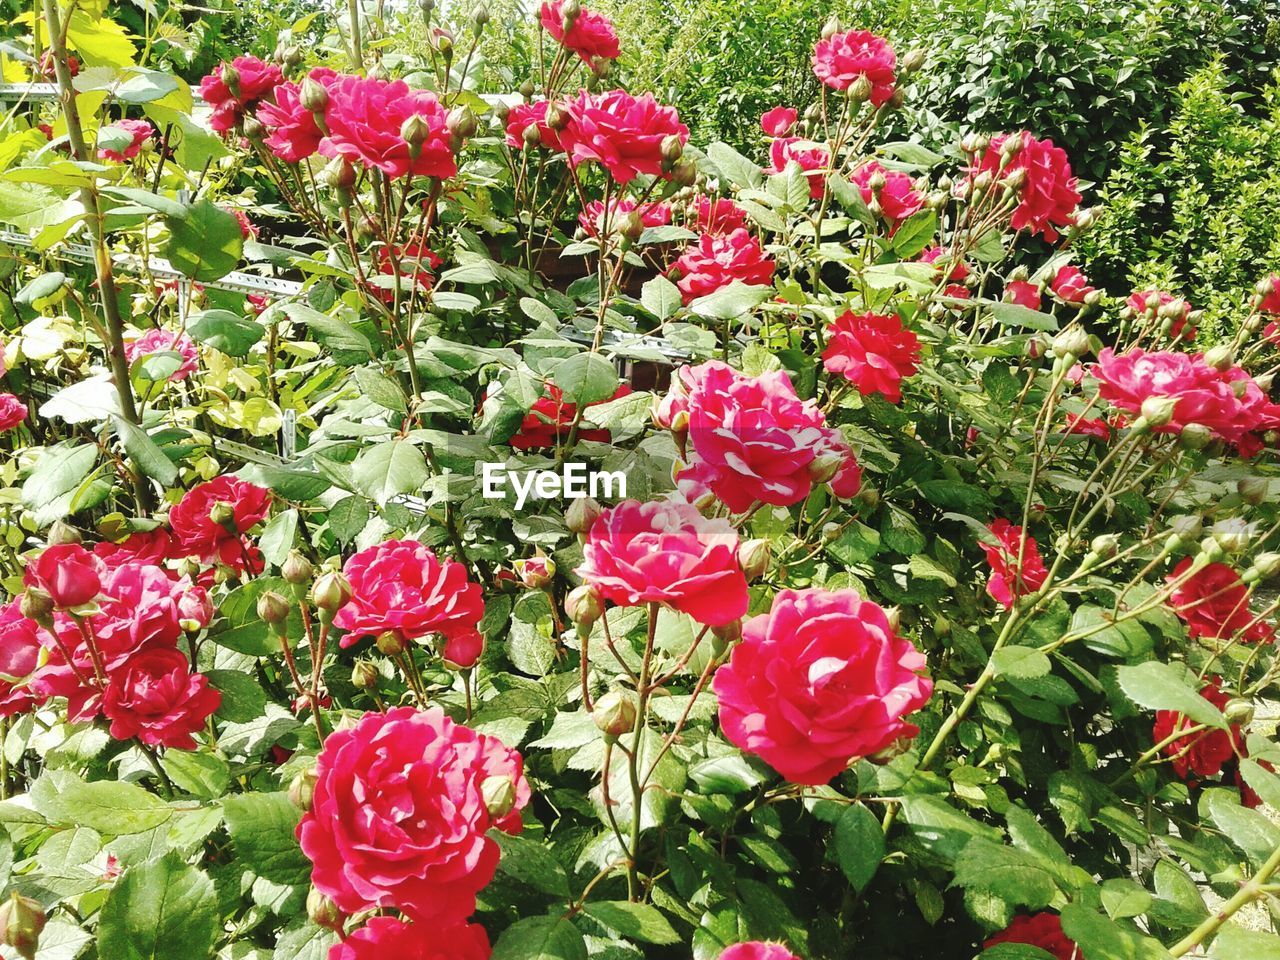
1052,325,1090,360
901,48,925,74
1212,518,1251,555
375,631,406,656
311,571,353,613
671,158,697,187
618,210,645,243
808,450,843,484
545,103,570,130
0,893,46,960
516,555,556,589
472,4,490,28
401,114,431,150
46,520,80,546
242,115,266,141
711,618,742,649
821,521,842,542
1073,207,1097,231
592,689,638,738
209,500,237,532
1239,477,1268,506
737,539,771,581
522,124,542,148
518,78,536,99
321,158,357,190
220,63,241,97
307,887,345,931
282,550,314,586
1003,167,1027,192
351,660,379,691
1139,396,1178,428
972,171,993,193
1204,344,1234,371
1179,422,1213,451
660,133,684,164
848,75,873,103
282,45,302,67
481,774,518,818
257,590,291,629
821,15,840,39
447,106,479,140
21,587,54,626
1224,699,1255,727
1090,533,1120,558
1251,552,1280,580
289,767,318,811
960,133,988,155
566,496,602,535
300,76,329,113
1168,514,1203,542
565,584,603,627
867,735,913,765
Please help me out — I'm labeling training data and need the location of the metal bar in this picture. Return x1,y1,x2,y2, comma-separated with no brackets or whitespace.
0,83,59,102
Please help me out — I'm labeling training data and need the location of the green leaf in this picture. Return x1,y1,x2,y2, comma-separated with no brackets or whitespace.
355,366,409,414
834,802,885,893
706,142,762,189
273,922,338,960
582,901,680,945
641,275,682,320
689,755,766,795
187,309,264,357
899,795,1002,864
165,199,243,282
21,443,98,512
493,830,571,898
223,792,310,885
1101,878,1153,920
953,838,1059,922
891,209,938,257
992,647,1052,679
280,303,375,360
1115,662,1227,728
1240,759,1280,809
987,301,1060,332
1207,924,1280,960
114,416,178,485
207,669,269,723
257,509,299,567
491,914,588,960
1204,789,1280,867
327,495,370,544
162,751,230,800
551,352,620,405
46,777,172,835
351,440,429,505
687,281,774,321
102,186,188,218
1059,902,1173,960
99,853,218,960
210,576,302,657
825,174,874,226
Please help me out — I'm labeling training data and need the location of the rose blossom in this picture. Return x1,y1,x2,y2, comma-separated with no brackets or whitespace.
766,137,829,198
720,945,801,960
170,476,271,569
851,160,922,233
26,543,102,609
0,601,48,717
1152,679,1241,780
0,394,26,432
760,107,798,137
198,56,283,133
376,243,443,304
670,229,775,304
577,198,671,237
1259,274,1280,314
968,132,1080,241
330,917,491,960
510,383,631,449
101,648,221,750
1063,413,1112,441
577,498,749,626
984,913,1082,960
822,310,921,403
125,328,199,381
1050,264,1094,304
298,706,529,924
691,196,749,235
539,0,620,63
1167,557,1272,643
714,587,933,784
504,101,562,151
982,519,1048,608
258,69,339,163
819,429,864,500
1005,280,1042,310
333,540,484,648
92,529,178,569
443,630,485,669
558,89,688,185
98,118,154,162
811,30,896,105
919,246,969,282
1127,289,1194,340
319,75,455,179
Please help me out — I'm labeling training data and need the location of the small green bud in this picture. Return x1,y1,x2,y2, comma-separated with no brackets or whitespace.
592,689,638,738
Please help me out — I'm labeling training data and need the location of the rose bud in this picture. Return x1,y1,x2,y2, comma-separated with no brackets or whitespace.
289,767,319,811
351,660,379,691
46,520,81,546
1249,552,1280,581
901,48,926,74
1204,344,1234,371
472,4,489,28
821,521,842,542
1051,325,1090,360
1225,699,1255,726
446,105,479,140
518,78,536,99
1179,422,1213,451
566,496,603,536
257,590,291,626
20,588,55,627
821,15,840,39
311,571,353,614
282,550,314,586
1138,395,1177,429
808,450,843,485
711,617,742,647
0,893,46,960
521,125,542,148
242,115,266,141
220,62,241,97
619,210,646,243
300,76,330,113
208,500,237,533
1089,534,1120,558
306,887,345,932
671,159,697,187
660,133,684,165
1239,477,1268,506
565,584,604,627
282,45,302,67
1167,514,1203,543
177,586,215,632
320,158,357,190
516,556,555,590
481,774,518,818
737,539,771,582
443,630,484,669
867,735,913,765
847,75,873,103
375,630,407,656
592,689,638,739
1212,518,1251,555
401,114,431,153
545,103,570,131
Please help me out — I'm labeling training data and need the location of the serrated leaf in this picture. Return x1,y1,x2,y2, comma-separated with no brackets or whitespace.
491,914,588,960
1115,662,1227,728
165,199,243,281
351,440,428,505
641,275,681,320
834,802,884,893
583,901,680,945
98,853,218,960
223,792,310,885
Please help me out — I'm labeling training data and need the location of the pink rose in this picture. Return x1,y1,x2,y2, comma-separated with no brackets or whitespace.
0,394,27,432
578,198,671,237
330,917,490,960
1127,289,1194,340
720,945,801,960
982,519,1049,609
0,601,48,717
1005,280,1042,310
125,328,199,381
93,529,179,569
332,540,485,648
691,196,749,235
298,706,529,925
26,544,102,609
1050,264,1094,304
714,587,933,784
577,498,749,626
198,56,283,132
822,310,921,403
443,630,485,669
558,89,689,185
766,137,829,198
811,30,896,104
170,476,271,571
539,0,620,63
102,647,220,750
505,101,562,151
258,68,339,163
98,118,154,162
319,75,455,180
967,132,1080,241
229,207,257,239
851,160,922,233
919,246,969,282
670,229,775,304
760,107,798,137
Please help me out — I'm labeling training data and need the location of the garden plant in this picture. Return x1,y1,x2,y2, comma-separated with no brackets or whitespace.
0,3,1278,960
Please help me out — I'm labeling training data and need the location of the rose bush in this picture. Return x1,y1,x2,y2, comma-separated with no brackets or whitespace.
0,3,1278,960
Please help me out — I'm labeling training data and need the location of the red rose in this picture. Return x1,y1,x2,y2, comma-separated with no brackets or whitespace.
258,68,338,163
1062,413,1112,441
198,56,284,133
982,519,1048,608
376,243,443,304
670,229,775,304
691,196,748,235
577,198,671,237
0,394,27,432
229,210,255,243
93,529,178,570
822,310,920,403
0,601,48,717
819,430,864,500
298,706,529,925
759,107,798,137
811,30,897,104
125,328,199,382
714,587,933,784
504,101,562,151
719,944,801,960
558,89,689,185
968,132,1080,241
766,137,829,198
664,361,844,512
539,0,620,63
577,498,749,626
102,647,220,750
1127,289,1194,340
319,75,455,180
985,913,1083,960
26,544,102,609
170,476,270,569
509,383,631,449
98,118,154,162
1050,265,1094,304
1152,679,1241,780
332,540,484,648
443,630,485,669
919,246,969,282
851,160,922,233
1005,280,1042,310
1167,557,1272,643
330,916,491,960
